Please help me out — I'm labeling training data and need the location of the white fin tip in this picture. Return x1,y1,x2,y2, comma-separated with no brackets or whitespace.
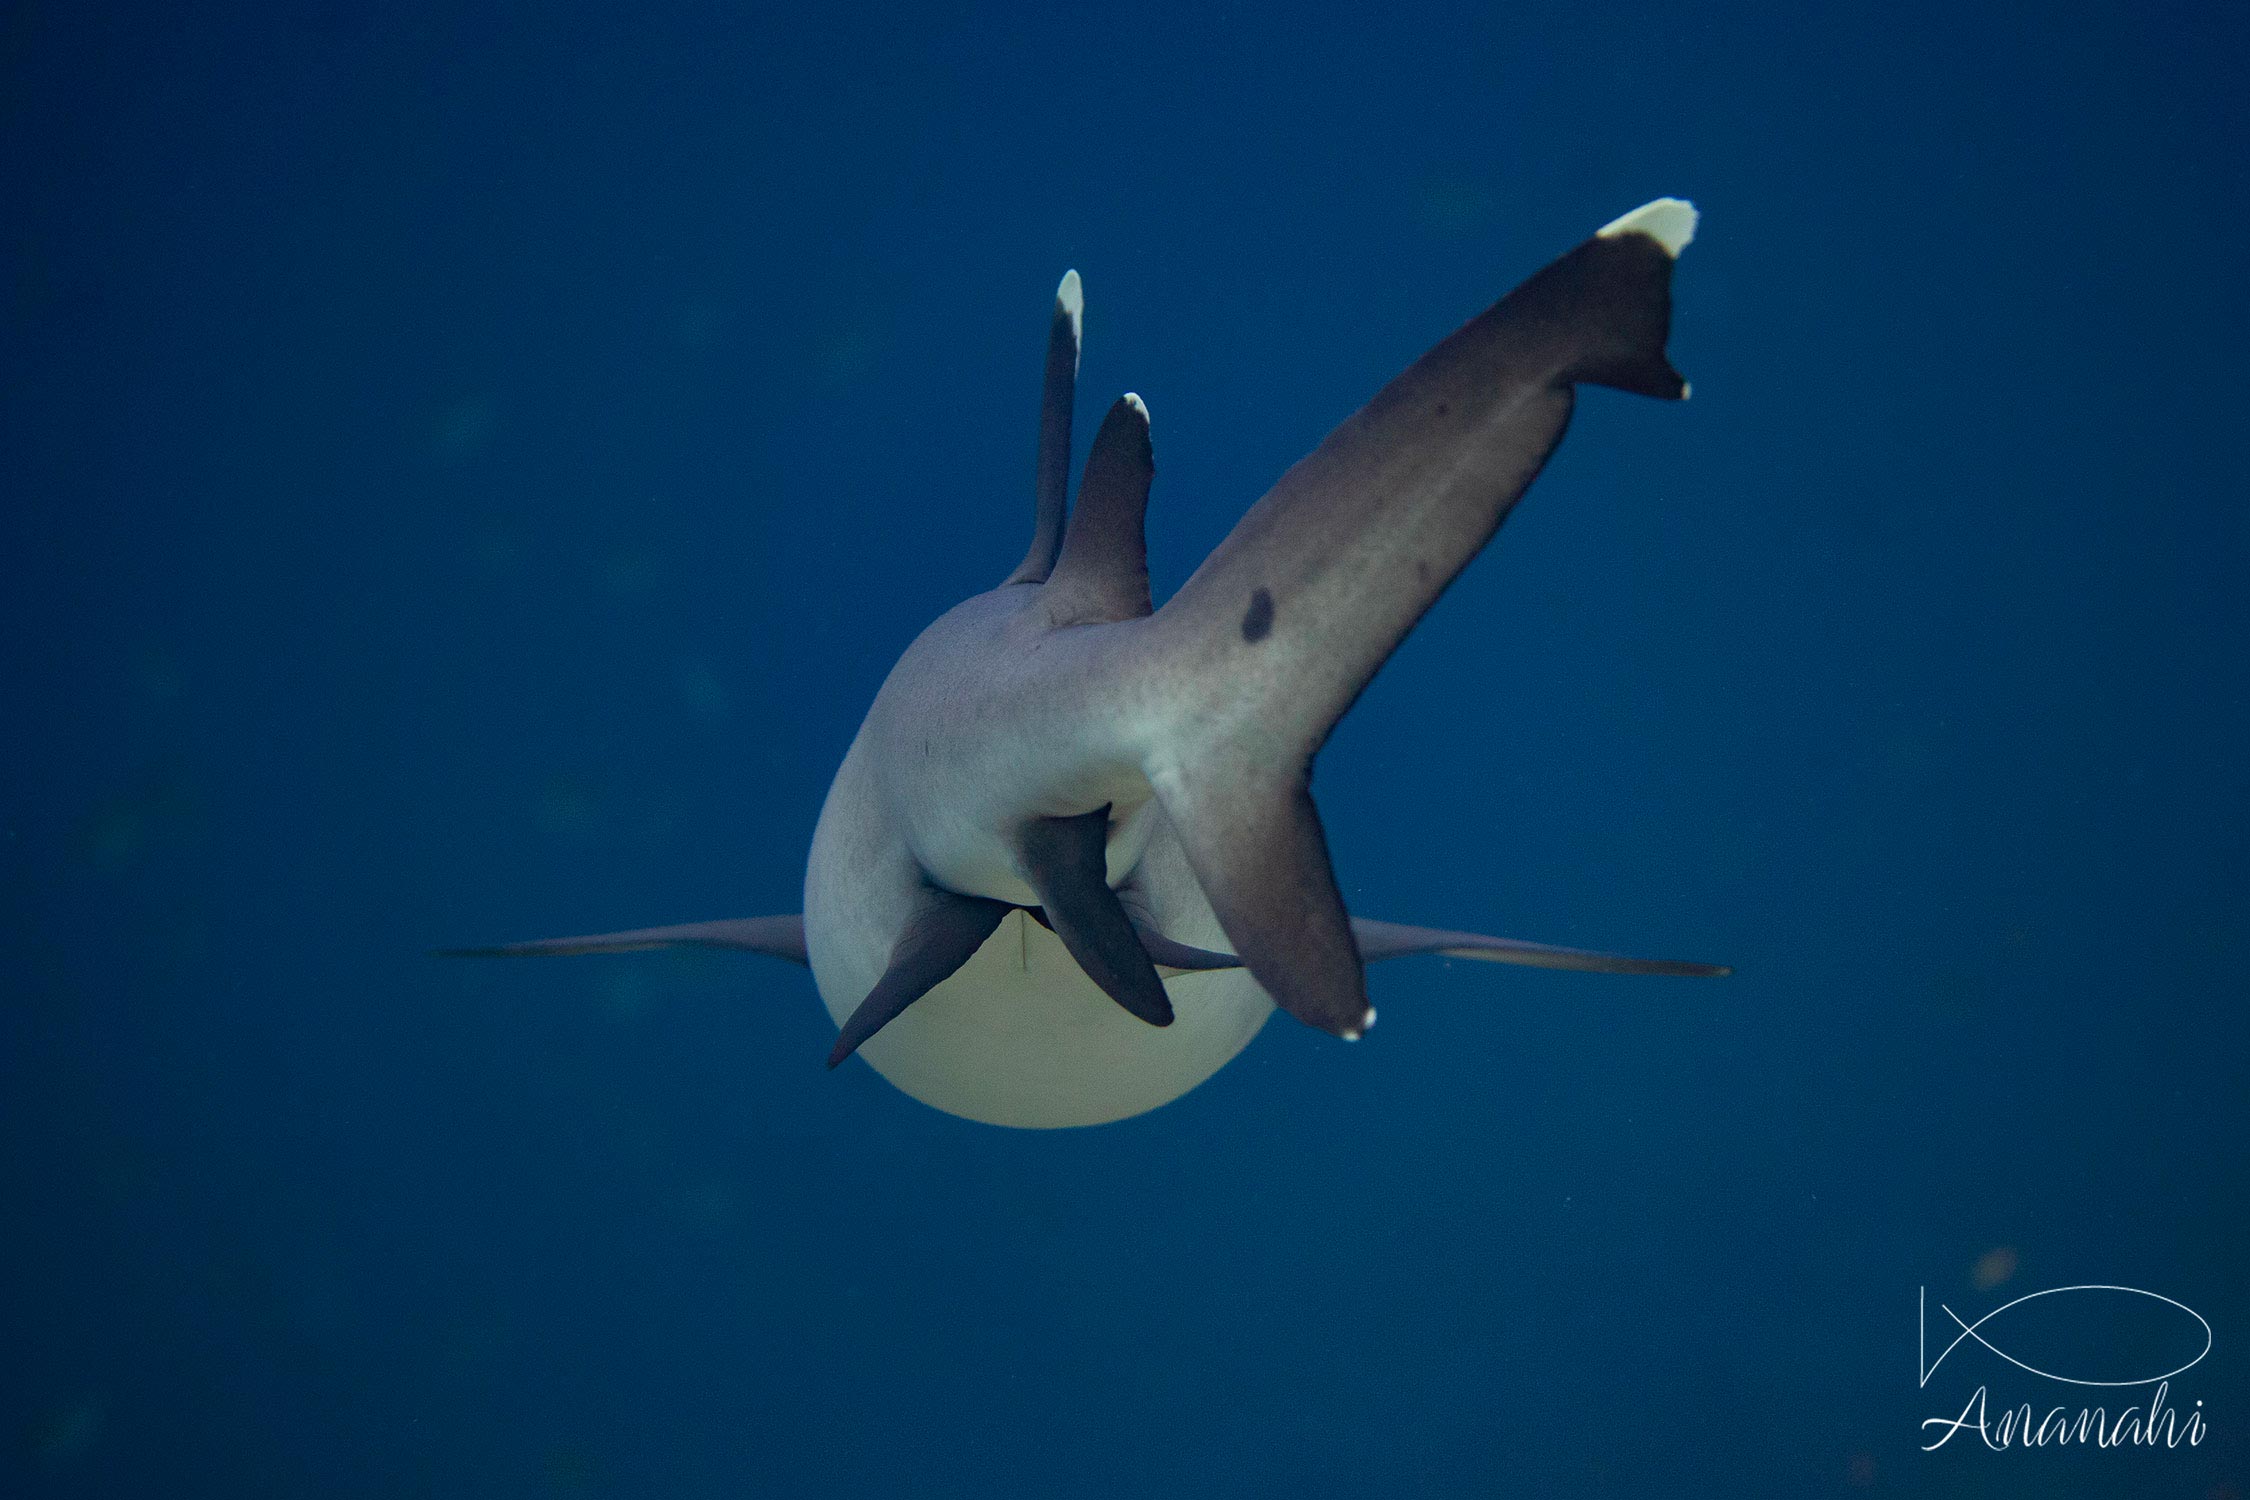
1597,198,1697,257
1056,269,1083,341
1123,391,1147,421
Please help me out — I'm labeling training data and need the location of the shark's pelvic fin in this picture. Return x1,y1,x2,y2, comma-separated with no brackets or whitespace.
1025,902,1239,976
1349,917,1729,976
1144,201,1698,1040
1132,925,1238,975
1005,269,1083,586
1014,808,1175,1026
437,915,808,964
828,890,1015,1068
1042,393,1156,626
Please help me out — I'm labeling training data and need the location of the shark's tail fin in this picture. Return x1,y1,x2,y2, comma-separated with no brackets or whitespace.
1141,200,1696,1036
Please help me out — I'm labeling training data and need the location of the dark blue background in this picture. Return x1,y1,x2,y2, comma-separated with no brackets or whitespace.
5,2,2243,1494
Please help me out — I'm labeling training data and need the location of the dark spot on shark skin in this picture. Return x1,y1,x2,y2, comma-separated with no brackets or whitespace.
1435,400,1450,416
1240,588,1274,643
1416,559,1432,583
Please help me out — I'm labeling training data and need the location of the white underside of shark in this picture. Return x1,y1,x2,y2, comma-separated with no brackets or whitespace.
450,198,1727,1129
805,600,1265,1127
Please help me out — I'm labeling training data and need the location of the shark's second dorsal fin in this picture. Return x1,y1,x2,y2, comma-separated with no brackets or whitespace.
1005,270,1082,586
1041,393,1154,626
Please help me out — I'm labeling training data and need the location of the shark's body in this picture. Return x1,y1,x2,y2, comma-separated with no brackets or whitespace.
804,587,1268,1126
454,199,1727,1128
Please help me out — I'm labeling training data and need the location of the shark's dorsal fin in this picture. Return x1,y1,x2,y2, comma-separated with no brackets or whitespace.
1041,394,1154,626
1005,270,1082,586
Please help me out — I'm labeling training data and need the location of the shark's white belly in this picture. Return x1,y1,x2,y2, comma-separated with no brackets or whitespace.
802,594,1273,1127
817,907,1272,1128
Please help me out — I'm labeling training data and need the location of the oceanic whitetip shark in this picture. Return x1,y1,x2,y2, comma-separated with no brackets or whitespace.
449,198,1728,1128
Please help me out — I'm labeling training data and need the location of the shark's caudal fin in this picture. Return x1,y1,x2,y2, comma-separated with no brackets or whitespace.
1143,200,1700,1038
1005,269,1083,586
437,915,809,963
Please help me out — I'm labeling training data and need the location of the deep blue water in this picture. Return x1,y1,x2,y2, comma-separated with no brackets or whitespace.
5,2,2245,1495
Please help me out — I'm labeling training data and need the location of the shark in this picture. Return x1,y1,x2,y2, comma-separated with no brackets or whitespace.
449,197,1728,1128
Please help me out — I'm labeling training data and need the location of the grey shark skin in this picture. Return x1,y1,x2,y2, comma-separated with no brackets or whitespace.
450,199,1728,1128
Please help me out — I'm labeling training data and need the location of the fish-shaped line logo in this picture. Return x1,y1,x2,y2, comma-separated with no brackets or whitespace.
1919,1285,2212,1389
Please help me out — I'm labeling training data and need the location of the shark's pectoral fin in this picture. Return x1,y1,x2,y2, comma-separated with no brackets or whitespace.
1351,917,1729,977
1042,394,1155,625
1015,808,1175,1026
829,890,1015,1069
437,915,808,964
1150,765,1371,1038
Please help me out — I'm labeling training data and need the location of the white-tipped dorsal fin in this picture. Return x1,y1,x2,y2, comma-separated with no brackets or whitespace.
1043,394,1155,625
1597,197,1697,257
1007,270,1085,586
1057,269,1084,367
